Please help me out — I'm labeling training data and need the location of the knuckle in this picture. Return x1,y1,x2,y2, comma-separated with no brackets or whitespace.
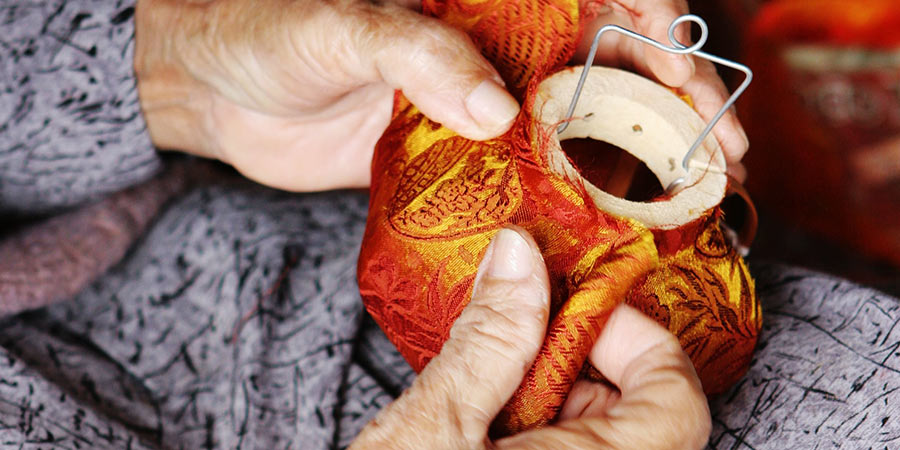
371,15,490,88
467,284,548,329
453,301,526,352
447,291,546,369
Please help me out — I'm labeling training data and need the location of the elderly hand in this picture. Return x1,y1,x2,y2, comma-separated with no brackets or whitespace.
350,227,711,449
135,0,748,191
577,0,749,180
135,0,520,191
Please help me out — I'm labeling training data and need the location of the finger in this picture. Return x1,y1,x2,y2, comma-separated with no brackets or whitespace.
585,304,710,448
496,305,710,450
352,227,551,449
679,60,750,165
557,378,621,421
575,0,692,87
352,4,520,140
630,0,694,87
587,305,695,389
728,161,747,184
583,0,693,84
576,12,656,75
425,226,551,443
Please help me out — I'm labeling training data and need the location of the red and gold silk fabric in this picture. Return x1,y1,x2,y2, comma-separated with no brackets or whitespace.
358,0,761,436
627,209,760,395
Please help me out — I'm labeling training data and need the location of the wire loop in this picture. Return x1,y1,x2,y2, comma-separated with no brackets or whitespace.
557,14,752,191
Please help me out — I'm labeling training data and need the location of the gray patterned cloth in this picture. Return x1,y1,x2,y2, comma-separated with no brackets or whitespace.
710,265,900,449
0,185,409,449
1,1,899,449
0,0,159,214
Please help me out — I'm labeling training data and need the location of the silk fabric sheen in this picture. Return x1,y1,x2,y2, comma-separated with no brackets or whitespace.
358,0,761,435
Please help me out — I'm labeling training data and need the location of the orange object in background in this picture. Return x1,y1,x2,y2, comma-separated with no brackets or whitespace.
742,0,900,266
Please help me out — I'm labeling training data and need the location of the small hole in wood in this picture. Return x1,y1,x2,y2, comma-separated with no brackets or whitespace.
632,124,643,134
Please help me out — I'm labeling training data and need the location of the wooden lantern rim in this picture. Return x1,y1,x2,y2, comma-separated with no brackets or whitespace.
534,66,728,230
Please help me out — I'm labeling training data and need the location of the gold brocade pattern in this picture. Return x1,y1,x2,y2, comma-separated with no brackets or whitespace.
357,0,761,437
627,213,762,394
360,93,659,434
423,0,581,95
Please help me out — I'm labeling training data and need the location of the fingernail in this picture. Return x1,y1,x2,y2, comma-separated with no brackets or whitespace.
465,79,520,133
485,228,533,281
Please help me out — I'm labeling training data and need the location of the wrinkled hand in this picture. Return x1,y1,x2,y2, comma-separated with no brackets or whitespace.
135,0,749,193
135,0,520,191
577,0,749,180
351,227,711,449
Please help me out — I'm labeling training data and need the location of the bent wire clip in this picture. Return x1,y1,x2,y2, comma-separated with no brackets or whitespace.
557,14,753,193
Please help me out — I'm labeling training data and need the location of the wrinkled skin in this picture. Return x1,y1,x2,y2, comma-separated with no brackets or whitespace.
351,228,711,449
3,0,741,445
135,0,748,191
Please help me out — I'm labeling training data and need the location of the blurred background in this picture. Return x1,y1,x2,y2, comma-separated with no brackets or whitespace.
691,0,900,296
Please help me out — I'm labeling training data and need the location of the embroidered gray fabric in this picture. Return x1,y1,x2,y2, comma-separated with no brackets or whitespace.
1,1,899,448
2,182,899,448
0,0,159,214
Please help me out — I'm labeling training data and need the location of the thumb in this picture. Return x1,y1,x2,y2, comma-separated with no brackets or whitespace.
639,10,695,88
427,226,550,443
359,5,521,140
353,227,550,449
495,305,710,450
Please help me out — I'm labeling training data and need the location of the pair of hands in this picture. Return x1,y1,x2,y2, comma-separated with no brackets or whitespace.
134,0,749,192
135,0,722,447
